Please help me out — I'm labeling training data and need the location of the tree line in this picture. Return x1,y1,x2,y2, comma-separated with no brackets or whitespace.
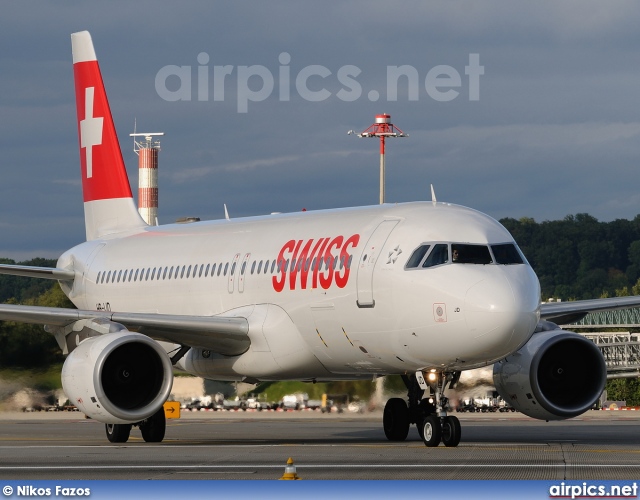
501,213,640,301
0,258,70,368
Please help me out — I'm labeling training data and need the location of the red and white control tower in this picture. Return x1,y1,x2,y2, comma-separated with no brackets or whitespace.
130,132,164,225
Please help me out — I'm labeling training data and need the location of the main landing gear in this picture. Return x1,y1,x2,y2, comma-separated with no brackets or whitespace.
105,407,166,443
383,370,461,447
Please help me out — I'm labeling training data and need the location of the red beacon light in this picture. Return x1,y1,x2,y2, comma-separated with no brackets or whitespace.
348,114,407,204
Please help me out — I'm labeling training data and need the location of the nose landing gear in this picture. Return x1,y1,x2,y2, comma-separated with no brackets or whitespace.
382,370,461,447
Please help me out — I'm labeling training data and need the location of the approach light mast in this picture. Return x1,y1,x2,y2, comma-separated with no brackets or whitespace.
349,114,407,204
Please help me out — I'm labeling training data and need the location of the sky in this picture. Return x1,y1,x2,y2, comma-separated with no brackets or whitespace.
2,2,640,260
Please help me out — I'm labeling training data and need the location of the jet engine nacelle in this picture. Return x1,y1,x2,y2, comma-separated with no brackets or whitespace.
493,327,606,420
62,330,173,424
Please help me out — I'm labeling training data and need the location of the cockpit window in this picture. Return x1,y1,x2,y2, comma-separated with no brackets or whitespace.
405,245,430,268
491,243,524,265
451,244,492,264
423,244,449,268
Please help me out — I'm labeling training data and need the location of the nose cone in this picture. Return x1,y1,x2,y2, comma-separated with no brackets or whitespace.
464,268,539,358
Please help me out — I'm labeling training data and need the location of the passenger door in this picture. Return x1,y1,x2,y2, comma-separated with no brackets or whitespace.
356,220,398,307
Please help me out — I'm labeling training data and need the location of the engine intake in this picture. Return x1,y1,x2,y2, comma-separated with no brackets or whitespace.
493,328,606,420
62,330,173,423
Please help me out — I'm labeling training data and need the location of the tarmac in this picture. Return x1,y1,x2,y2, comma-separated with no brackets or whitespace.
0,409,638,479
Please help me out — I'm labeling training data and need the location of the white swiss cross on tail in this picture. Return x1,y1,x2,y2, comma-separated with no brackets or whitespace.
80,87,103,179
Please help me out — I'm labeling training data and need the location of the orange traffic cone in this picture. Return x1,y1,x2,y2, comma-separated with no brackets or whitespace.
279,457,301,480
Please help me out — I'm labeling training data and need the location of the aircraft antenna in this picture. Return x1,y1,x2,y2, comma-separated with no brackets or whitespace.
348,114,408,204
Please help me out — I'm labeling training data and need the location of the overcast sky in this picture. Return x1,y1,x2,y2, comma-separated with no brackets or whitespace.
2,2,640,260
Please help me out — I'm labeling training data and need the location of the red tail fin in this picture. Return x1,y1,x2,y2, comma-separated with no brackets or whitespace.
71,31,146,240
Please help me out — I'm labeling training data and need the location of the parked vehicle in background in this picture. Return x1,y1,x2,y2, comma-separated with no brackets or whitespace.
306,400,323,410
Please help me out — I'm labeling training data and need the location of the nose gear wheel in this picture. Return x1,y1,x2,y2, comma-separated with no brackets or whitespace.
382,370,462,447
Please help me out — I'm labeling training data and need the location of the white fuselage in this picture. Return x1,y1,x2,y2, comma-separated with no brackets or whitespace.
58,201,541,381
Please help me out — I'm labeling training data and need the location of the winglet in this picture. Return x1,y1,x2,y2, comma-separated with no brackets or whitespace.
71,31,146,240
430,184,437,203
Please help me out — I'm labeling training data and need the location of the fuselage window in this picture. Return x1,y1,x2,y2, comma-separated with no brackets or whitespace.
128,269,133,282
144,268,150,281
224,263,229,276
297,259,303,272
97,271,102,284
217,264,223,277
423,244,449,268
179,266,185,278
333,257,338,270
291,259,297,272
347,255,353,269
251,261,256,275
406,244,431,269
277,260,283,272
452,244,492,265
271,260,276,274
186,265,192,278
285,259,290,271
211,263,216,276
241,261,247,275
134,269,139,282
107,270,112,283
205,264,210,277
231,262,237,275
491,243,524,265
339,255,345,270
197,264,202,277
151,268,156,280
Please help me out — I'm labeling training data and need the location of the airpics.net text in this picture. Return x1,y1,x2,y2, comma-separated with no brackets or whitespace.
155,53,484,112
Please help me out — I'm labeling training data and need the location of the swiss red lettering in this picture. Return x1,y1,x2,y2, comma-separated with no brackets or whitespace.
335,234,360,288
272,234,360,292
319,236,343,290
289,239,311,290
272,239,295,292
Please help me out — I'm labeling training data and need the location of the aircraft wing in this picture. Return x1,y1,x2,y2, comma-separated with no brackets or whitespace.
540,295,640,325
0,264,75,281
0,303,250,356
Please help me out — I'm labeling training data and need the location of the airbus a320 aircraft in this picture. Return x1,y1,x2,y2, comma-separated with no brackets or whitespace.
0,31,638,447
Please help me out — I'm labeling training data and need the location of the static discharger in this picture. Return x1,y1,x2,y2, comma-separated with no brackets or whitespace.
348,114,408,204
279,457,301,480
